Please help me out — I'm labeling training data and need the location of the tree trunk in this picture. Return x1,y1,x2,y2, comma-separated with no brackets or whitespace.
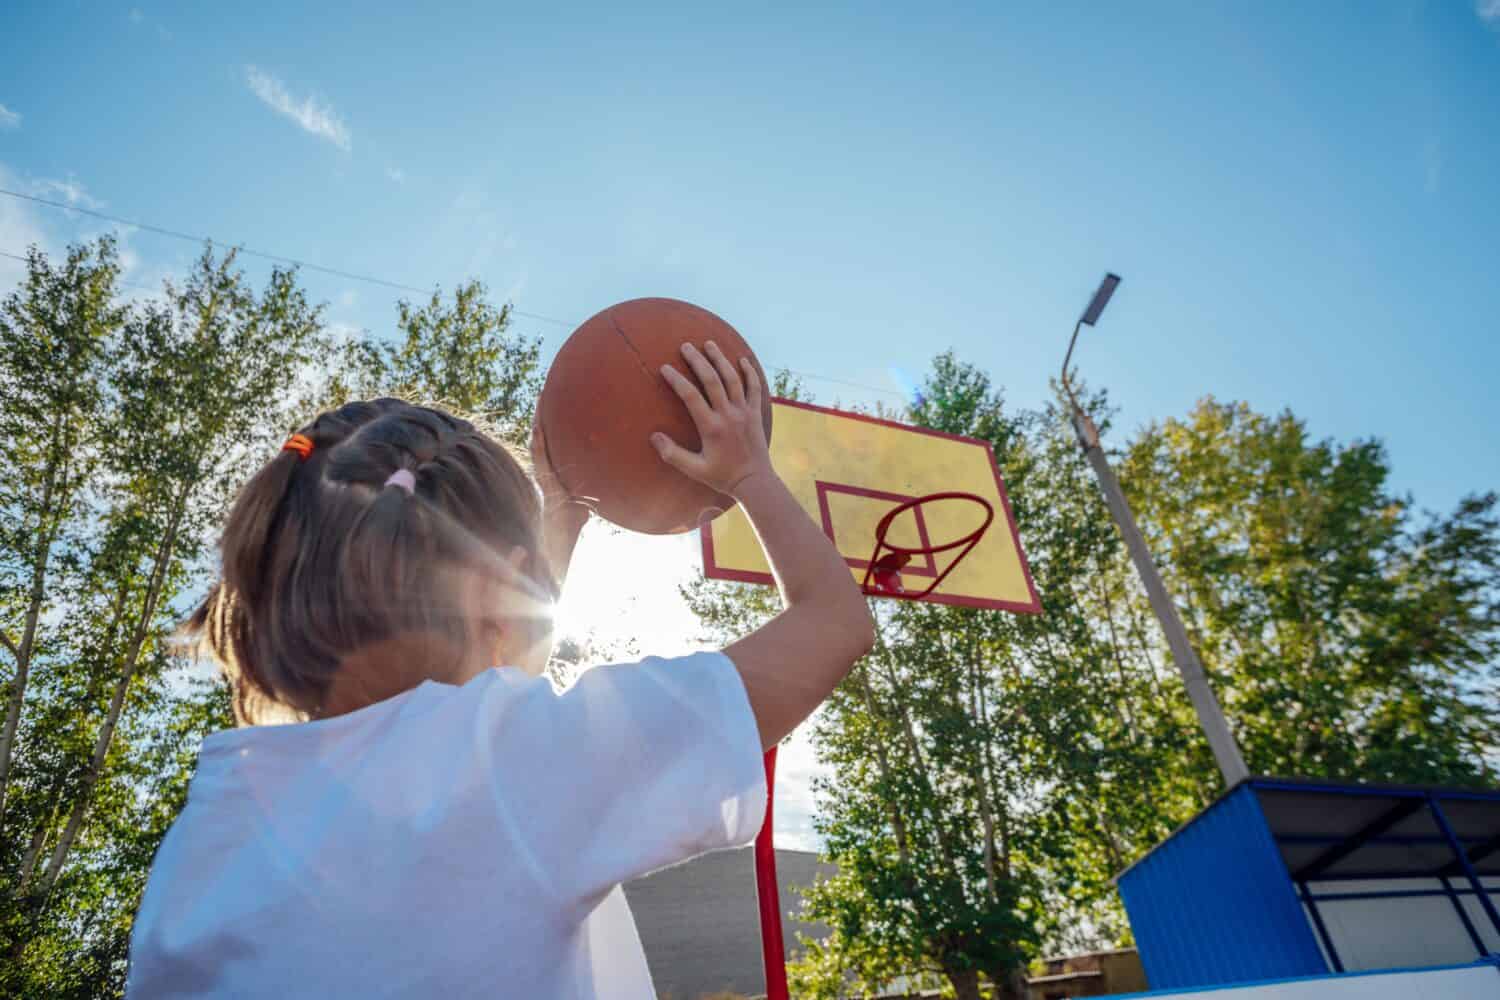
1088,795,1127,874
34,493,186,903
875,654,964,885
944,965,983,1000
988,964,1029,1000
15,819,51,898
0,449,65,820
1122,589,1171,703
1089,568,1142,740
853,664,915,869
966,656,1000,902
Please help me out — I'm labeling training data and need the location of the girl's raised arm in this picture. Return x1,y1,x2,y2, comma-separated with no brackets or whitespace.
653,342,875,748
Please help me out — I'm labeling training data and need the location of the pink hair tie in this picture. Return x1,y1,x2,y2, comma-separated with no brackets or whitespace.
385,469,416,493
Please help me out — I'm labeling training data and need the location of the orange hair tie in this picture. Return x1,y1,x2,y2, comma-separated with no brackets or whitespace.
281,434,314,461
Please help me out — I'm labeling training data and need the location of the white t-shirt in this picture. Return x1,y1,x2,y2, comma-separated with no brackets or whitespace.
127,651,767,998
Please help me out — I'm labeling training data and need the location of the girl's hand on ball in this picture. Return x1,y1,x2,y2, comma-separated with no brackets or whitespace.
529,420,563,498
529,419,589,596
653,341,772,498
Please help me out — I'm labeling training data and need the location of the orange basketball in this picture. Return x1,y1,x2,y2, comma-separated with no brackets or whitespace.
536,298,774,535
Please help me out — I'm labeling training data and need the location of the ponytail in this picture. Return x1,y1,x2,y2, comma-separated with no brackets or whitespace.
182,399,547,724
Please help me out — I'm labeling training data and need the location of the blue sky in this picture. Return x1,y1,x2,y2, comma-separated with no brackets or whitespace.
3,3,1498,509
4,2,1499,845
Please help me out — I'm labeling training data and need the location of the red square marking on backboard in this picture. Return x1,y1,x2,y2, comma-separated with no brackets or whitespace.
814,481,939,578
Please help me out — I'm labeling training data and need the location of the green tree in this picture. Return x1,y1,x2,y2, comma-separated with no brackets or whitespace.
0,240,545,997
1120,399,1500,783
0,240,125,826
0,242,326,995
338,279,543,444
700,354,1499,998
778,358,1150,1000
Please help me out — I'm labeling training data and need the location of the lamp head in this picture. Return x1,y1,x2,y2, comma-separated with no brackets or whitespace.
1080,273,1121,327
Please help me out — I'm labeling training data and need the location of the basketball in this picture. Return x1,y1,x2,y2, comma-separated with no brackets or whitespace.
537,298,775,535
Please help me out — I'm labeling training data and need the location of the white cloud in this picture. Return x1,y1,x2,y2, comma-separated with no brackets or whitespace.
101,232,179,310
0,167,56,289
0,165,164,304
385,166,405,183
245,66,351,151
0,104,20,129
35,177,100,210
774,726,831,851
1480,0,1500,26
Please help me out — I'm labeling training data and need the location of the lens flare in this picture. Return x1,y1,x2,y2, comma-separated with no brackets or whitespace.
886,365,926,408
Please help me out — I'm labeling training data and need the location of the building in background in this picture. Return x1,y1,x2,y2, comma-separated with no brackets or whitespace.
625,846,835,999
1026,948,1147,999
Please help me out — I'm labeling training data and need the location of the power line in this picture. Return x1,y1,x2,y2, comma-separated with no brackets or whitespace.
0,249,165,295
1,187,434,295
0,188,574,328
2,243,904,400
0,190,908,399
772,369,906,399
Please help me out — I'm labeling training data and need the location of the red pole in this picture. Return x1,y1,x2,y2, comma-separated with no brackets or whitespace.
755,746,789,1000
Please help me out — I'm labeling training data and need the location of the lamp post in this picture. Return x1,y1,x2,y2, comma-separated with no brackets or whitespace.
1062,274,1249,787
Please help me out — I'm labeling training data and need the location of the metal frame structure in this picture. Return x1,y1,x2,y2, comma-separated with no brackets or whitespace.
1115,775,1500,991
1247,778,1500,973
755,747,789,1000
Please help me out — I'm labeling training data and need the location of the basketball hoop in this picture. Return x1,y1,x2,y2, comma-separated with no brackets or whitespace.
860,492,994,600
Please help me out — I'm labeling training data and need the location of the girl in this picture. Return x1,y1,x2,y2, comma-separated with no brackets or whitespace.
127,342,874,997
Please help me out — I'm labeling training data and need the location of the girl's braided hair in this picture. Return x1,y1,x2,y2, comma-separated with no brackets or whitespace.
185,398,553,725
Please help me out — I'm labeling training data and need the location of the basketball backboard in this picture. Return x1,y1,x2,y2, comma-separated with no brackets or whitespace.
701,398,1041,613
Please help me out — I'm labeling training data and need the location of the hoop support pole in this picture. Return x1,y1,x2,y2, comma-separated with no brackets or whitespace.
755,747,789,1000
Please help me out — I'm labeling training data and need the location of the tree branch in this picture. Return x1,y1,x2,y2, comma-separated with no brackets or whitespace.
36,489,188,904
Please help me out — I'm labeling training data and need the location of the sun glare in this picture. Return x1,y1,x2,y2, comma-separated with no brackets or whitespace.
551,519,829,850
552,520,708,663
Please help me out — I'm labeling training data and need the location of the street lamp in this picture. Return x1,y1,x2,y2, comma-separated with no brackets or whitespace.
1061,274,1249,788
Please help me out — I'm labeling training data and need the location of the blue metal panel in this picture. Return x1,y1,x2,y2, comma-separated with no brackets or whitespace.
1118,784,1329,990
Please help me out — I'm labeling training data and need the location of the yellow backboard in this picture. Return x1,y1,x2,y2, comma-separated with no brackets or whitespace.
701,398,1041,613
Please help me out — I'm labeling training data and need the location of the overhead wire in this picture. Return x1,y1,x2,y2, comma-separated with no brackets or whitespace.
0,249,164,295
0,188,908,400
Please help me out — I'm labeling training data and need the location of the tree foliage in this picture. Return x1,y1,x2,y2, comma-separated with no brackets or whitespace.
3,239,1495,999
0,241,541,997
685,353,1499,999
1121,401,1500,783
337,280,542,445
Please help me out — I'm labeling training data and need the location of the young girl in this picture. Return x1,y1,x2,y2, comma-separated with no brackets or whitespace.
127,342,874,997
